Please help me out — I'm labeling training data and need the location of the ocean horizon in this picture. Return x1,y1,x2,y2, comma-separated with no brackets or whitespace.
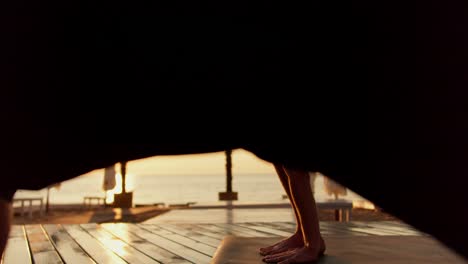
13,172,373,207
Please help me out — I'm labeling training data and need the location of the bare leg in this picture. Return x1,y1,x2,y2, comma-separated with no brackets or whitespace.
263,166,325,264
0,200,12,258
259,164,304,256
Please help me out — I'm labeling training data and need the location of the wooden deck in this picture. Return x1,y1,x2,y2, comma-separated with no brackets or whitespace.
1,221,465,264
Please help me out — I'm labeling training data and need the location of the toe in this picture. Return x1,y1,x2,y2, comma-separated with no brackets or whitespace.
259,246,273,255
263,250,296,263
267,246,296,256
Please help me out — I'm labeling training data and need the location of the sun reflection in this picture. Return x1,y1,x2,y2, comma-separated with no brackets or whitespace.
106,173,135,204
101,236,130,258
114,223,131,242
102,223,132,249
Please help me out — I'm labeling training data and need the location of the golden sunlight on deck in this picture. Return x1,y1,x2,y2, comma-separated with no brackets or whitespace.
2,221,466,264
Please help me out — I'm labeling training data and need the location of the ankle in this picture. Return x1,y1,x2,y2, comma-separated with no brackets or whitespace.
304,240,326,255
292,231,305,242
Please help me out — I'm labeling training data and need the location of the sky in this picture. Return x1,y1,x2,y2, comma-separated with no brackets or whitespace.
80,148,276,178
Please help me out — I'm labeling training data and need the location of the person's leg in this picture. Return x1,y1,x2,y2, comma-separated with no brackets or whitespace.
259,164,304,256
0,200,12,257
263,166,325,264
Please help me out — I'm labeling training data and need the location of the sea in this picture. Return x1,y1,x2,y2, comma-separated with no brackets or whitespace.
12,172,374,208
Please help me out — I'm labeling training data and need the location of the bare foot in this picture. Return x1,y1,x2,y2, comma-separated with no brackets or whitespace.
259,232,304,256
262,243,326,264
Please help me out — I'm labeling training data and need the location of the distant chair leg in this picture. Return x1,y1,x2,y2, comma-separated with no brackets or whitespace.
20,200,24,217
334,209,340,221
40,200,43,217
29,200,33,219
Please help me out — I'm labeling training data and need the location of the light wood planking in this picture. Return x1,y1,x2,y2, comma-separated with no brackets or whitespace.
62,225,128,264
162,224,228,240
33,252,66,264
2,226,32,264
100,223,190,264
129,224,212,264
136,225,216,256
276,221,297,228
338,222,404,236
80,223,160,264
344,222,422,236
215,223,278,237
2,221,432,264
249,222,296,233
359,222,425,236
42,225,96,264
196,223,260,238
319,222,371,236
378,221,414,228
157,224,222,247
236,223,294,237
187,224,247,238
25,225,63,264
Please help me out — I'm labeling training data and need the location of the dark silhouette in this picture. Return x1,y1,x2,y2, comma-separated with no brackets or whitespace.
1,0,468,261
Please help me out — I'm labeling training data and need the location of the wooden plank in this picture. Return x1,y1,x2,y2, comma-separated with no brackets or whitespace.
99,223,190,264
350,222,424,236
133,224,216,256
161,224,228,240
2,226,32,264
42,224,96,264
196,223,277,238
62,225,128,264
24,225,63,264
263,221,368,236
265,221,419,237
250,222,297,233
265,221,368,236
80,223,161,264
378,221,427,235
378,221,420,230
32,252,65,264
236,223,294,237
215,223,278,237
259,222,356,236
196,224,260,238
318,222,371,236
156,224,222,247
273,221,338,235
129,224,212,263
339,222,405,236
277,221,385,236
276,221,297,228
378,220,410,226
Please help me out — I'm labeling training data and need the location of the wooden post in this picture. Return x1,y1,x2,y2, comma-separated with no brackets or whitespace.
226,149,232,193
121,161,127,194
219,149,238,201
113,160,133,208
46,186,50,213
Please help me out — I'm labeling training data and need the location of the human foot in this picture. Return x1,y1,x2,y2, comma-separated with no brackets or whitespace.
259,232,304,256
262,242,326,264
